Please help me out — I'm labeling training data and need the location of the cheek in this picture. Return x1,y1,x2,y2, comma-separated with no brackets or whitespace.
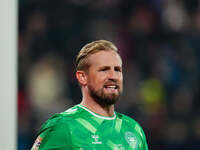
119,76,123,87
119,74,123,82
89,75,104,87
93,73,105,82
95,78,105,87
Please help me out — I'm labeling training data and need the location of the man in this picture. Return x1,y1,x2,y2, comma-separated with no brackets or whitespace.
31,40,149,150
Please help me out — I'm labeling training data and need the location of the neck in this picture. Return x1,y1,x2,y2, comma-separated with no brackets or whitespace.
80,96,115,117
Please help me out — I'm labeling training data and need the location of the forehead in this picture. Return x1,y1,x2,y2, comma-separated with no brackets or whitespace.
88,50,122,67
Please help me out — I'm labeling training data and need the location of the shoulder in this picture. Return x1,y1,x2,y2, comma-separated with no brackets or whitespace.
38,105,84,133
116,112,146,136
116,112,138,125
60,104,84,118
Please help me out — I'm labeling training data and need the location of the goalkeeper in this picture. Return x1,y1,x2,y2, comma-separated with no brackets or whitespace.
32,40,149,150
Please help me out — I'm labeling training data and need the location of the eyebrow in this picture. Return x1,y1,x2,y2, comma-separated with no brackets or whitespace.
114,66,122,70
98,66,122,70
98,66,110,70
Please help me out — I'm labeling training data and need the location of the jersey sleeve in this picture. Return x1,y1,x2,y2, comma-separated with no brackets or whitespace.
140,126,149,150
31,115,72,150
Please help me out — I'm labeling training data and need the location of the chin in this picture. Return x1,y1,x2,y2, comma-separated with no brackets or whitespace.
98,94,120,106
89,85,122,107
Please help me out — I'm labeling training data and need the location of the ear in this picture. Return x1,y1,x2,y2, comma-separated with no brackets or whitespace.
76,70,87,86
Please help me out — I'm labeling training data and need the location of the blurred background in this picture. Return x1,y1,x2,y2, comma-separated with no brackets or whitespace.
18,0,200,149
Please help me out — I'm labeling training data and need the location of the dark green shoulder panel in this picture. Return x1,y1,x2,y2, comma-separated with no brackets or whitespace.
38,105,85,134
116,112,138,125
38,114,64,134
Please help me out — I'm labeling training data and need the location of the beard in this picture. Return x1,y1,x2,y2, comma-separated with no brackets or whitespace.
88,84,122,108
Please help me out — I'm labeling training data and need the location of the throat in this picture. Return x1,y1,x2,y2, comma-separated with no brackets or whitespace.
80,100,115,117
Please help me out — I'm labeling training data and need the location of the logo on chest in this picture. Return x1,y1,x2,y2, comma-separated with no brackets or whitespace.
91,135,102,144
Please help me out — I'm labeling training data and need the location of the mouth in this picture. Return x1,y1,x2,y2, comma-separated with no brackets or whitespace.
104,85,118,89
103,84,119,93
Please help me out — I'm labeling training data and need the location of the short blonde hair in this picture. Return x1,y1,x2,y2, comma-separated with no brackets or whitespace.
75,40,119,71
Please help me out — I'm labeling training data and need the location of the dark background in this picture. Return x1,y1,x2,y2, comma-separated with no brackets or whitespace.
18,0,200,149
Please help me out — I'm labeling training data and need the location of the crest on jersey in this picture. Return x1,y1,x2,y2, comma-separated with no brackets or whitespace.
31,136,43,150
125,131,138,148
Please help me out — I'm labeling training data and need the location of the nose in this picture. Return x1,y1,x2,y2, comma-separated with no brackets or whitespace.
108,69,119,81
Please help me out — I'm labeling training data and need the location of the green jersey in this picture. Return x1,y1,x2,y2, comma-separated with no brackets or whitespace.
31,104,148,150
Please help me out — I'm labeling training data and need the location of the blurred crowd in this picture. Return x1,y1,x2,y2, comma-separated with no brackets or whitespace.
18,0,200,149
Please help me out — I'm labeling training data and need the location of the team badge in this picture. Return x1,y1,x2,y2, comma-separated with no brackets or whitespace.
125,131,138,149
31,136,43,150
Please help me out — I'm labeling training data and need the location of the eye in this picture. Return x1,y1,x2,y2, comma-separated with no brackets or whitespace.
115,67,122,72
99,67,109,72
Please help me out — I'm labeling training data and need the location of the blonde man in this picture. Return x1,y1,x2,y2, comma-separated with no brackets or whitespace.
32,40,149,150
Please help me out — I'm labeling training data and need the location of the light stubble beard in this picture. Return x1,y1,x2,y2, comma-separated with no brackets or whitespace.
88,84,122,108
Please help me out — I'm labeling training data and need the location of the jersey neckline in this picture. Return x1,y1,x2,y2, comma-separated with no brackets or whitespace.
77,104,116,120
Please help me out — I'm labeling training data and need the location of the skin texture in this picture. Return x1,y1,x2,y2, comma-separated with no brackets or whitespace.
76,50,123,117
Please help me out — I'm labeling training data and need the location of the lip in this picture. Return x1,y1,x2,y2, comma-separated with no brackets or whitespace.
104,83,119,89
